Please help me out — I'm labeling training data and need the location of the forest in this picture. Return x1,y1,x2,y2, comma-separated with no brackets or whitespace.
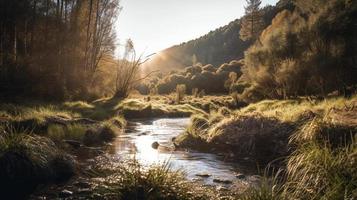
0,0,356,199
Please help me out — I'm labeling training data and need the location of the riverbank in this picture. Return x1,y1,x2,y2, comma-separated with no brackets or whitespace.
0,95,356,199
174,95,357,199
0,95,228,199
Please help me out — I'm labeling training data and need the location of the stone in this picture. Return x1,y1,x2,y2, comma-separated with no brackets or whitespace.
59,189,73,198
195,173,211,178
151,141,160,149
213,178,233,184
216,185,229,192
191,178,202,182
139,131,149,136
235,173,245,179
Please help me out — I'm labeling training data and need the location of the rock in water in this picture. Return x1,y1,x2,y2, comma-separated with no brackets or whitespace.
151,141,160,149
195,173,211,178
236,173,245,179
213,178,233,184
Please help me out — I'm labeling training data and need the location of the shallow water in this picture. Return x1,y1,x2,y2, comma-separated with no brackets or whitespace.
109,118,255,185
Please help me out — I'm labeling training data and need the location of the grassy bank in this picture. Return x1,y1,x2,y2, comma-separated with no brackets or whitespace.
1,95,356,199
0,99,127,198
174,95,357,199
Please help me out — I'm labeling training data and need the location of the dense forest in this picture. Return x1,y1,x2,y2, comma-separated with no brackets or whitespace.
0,0,356,199
0,0,119,100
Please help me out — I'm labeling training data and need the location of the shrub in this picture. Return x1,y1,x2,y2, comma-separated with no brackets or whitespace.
198,89,205,98
243,1,357,100
175,84,186,104
202,64,216,72
192,88,199,97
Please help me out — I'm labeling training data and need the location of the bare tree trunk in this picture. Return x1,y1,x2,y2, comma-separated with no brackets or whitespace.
85,0,94,72
13,24,17,63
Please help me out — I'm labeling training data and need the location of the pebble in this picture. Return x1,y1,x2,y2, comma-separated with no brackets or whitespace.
151,141,160,149
191,178,203,182
235,173,245,179
139,131,149,136
213,178,233,184
216,185,229,191
195,173,211,178
59,189,73,198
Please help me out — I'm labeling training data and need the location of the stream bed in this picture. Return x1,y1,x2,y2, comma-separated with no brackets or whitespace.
109,118,256,185
32,118,260,199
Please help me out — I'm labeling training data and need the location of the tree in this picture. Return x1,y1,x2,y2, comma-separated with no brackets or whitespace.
113,40,156,98
0,0,120,99
240,0,264,41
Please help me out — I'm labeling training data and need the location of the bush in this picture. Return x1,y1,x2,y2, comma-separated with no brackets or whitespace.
175,84,186,104
192,88,199,97
242,1,357,100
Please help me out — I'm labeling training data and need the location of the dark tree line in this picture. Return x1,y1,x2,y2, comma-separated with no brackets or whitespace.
0,0,120,100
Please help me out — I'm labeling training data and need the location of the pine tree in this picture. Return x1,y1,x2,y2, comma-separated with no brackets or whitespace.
240,0,264,41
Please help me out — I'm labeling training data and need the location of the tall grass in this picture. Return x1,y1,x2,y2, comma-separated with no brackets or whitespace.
47,124,87,142
238,116,356,200
0,129,75,198
92,159,210,200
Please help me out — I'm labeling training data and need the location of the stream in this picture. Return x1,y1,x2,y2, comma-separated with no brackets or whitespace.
32,118,259,199
109,118,256,185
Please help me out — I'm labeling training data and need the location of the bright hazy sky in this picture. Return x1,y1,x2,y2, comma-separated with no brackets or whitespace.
116,0,278,56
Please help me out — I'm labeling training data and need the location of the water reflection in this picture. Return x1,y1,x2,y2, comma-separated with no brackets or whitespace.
111,118,254,185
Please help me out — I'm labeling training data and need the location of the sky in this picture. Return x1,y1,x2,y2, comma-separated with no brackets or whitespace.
116,0,278,57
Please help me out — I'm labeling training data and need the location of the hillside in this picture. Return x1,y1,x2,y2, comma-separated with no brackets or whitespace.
144,1,292,73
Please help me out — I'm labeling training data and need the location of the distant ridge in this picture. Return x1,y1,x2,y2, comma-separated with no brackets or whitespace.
144,0,293,73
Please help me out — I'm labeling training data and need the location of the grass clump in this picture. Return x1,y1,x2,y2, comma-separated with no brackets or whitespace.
47,124,87,142
236,103,357,200
239,95,357,122
0,130,75,199
116,98,207,119
92,160,211,200
175,84,186,104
